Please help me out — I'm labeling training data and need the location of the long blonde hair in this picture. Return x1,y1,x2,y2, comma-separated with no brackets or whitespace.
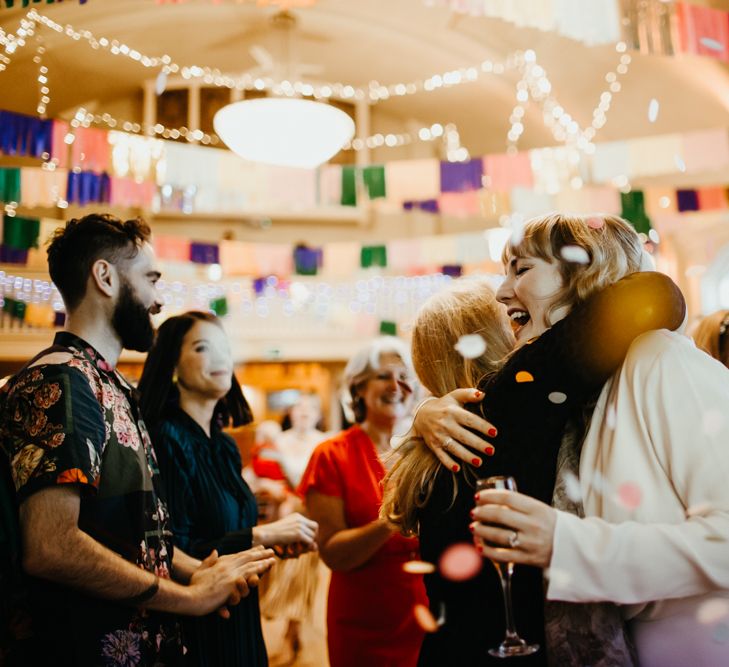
692,310,729,368
381,278,514,536
505,213,643,323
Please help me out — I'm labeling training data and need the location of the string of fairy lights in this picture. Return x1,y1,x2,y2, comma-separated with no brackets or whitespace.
0,8,631,158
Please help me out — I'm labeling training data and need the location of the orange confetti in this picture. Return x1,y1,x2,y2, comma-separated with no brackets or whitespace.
413,604,439,633
57,468,89,485
402,560,436,575
515,371,534,383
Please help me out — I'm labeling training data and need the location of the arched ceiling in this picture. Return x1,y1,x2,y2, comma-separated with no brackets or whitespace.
2,0,729,158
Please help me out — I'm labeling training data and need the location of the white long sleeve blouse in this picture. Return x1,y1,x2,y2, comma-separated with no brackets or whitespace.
547,330,729,667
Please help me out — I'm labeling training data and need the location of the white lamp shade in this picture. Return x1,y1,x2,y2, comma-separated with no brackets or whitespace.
214,98,355,169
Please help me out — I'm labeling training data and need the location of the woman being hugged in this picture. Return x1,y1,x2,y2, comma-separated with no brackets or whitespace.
138,311,318,667
299,336,428,667
386,213,686,665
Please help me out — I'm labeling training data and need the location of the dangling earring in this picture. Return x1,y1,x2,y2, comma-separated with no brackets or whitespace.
172,370,178,384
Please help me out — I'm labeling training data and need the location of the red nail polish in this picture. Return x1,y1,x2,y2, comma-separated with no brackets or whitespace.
474,390,483,398
469,509,475,519
487,428,497,438
485,446,495,456
469,523,475,533
474,492,480,501
472,457,481,467
476,544,484,554
452,464,460,473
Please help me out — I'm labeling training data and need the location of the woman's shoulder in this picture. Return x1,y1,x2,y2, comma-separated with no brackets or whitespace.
152,413,199,458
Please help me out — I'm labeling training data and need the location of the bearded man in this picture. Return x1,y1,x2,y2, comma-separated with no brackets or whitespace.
0,214,274,666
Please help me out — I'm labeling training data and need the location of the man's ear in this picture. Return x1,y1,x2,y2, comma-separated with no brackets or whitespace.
90,259,116,298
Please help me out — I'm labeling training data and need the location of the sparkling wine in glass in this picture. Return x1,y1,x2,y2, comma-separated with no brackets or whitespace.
475,475,540,659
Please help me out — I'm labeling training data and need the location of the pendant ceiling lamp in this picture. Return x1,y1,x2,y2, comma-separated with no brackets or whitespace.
214,97,354,169
213,10,354,169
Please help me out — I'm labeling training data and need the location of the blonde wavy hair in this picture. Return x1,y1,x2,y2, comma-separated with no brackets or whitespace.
381,279,514,536
382,213,644,536
692,309,729,368
505,213,644,323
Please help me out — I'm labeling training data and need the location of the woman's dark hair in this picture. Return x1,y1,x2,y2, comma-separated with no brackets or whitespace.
47,213,151,312
138,311,252,430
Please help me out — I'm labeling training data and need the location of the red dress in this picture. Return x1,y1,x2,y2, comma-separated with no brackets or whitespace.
298,425,428,667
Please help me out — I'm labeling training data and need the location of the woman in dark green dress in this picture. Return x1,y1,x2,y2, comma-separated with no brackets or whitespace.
138,311,318,667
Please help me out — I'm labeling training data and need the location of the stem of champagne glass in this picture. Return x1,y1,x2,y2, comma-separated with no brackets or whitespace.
499,563,519,638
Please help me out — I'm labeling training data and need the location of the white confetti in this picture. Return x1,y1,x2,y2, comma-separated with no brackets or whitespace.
560,245,590,264
647,98,659,123
563,471,582,503
548,391,567,404
700,37,725,52
697,599,729,625
509,214,526,247
454,334,487,360
702,409,724,437
674,154,686,173
155,70,168,96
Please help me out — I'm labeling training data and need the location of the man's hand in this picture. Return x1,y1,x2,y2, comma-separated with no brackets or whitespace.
188,546,276,618
413,389,497,471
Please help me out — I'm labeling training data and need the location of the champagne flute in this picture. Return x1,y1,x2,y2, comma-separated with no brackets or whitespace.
475,475,540,659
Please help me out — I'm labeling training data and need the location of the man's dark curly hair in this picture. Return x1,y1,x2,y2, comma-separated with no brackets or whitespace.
47,213,151,312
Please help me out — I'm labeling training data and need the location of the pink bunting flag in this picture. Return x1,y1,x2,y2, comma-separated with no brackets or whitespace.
220,240,258,275
676,2,729,62
51,120,70,168
254,243,294,276
482,152,533,191
643,188,678,217
438,190,482,217
318,165,343,206
154,235,191,262
682,129,729,173
385,159,440,204
697,187,729,211
20,167,68,208
71,127,111,173
322,241,360,276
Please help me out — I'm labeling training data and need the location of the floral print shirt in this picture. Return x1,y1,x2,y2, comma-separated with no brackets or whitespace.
0,332,184,666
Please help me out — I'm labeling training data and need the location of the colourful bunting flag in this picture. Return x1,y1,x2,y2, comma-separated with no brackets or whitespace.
361,245,387,269
2,214,40,250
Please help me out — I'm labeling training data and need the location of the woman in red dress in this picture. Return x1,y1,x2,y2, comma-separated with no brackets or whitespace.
299,337,428,667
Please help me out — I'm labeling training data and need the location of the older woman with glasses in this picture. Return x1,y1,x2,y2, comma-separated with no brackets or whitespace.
299,336,428,667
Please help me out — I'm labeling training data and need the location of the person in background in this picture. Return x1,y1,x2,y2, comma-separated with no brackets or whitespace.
691,308,729,368
250,393,327,664
138,311,318,667
0,214,272,667
299,336,428,667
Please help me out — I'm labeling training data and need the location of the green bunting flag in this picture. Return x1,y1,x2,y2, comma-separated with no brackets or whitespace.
620,191,652,235
209,297,228,317
379,320,397,336
2,214,40,250
0,168,21,203
361,245,387,269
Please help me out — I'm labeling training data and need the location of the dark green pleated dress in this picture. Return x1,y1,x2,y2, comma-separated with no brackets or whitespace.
151,406,267,667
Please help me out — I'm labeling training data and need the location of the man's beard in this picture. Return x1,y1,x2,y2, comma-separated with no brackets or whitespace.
112,281,155,352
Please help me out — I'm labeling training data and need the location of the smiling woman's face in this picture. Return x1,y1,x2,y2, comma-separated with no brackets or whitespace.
496,255,570,345
359,352,414,424
176,320,233,400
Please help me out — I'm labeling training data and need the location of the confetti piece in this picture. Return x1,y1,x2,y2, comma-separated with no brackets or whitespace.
647,98,659,123
439,543,483,582
403,560,436,575
509,214,526,247
560,245,590,264
548,391,567,404
587,216,604,230
563,471,582,503
713,623,729,644
700,37,725,52
515,371,534,383
413,604,439,633
702,410,724,437
617,481,642,510
155,71,168,96
435,601,447,627
686,502,714,518
698,599,729,625
674,154,686,173
705,532,726,543
454,334,487,360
